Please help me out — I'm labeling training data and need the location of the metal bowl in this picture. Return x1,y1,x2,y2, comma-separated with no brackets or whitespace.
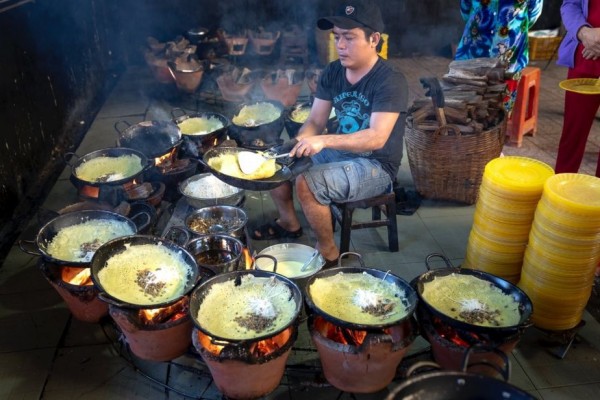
184,205,248,241
255,243,324,279
178,173,244,209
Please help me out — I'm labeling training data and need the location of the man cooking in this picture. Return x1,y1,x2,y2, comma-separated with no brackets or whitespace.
251,0,408,266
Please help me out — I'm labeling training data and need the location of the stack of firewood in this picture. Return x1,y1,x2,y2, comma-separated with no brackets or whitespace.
410,58,508,134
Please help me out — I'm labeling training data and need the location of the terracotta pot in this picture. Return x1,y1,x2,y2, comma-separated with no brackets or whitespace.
109,301,193,362
168,62,204,93
40,263,108,323
192,326,295,399
309,316,415,393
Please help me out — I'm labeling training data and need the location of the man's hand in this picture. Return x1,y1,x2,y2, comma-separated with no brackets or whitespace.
578,26,600,60
291,136,328,158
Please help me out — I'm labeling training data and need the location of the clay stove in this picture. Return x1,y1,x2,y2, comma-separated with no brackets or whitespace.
309,315,416,393
147,146,198,201
39,260,108,323
109,297,192,362
418,307,522,376
192,324,297,400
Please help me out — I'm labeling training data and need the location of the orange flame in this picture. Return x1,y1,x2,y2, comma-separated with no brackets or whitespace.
197,326,292,358
243,248,253,270
432,315,476,347
154,147,178,167
79,185,99,199
61,267,93,286
138,299,187,325
313,316,373,346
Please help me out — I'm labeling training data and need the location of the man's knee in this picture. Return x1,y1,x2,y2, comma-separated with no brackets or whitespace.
296,175,316,203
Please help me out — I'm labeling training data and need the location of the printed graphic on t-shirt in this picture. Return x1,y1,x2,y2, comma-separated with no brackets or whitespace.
333,91,371,134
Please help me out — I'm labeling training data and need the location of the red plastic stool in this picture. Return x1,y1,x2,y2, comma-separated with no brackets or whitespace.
508,66,541,147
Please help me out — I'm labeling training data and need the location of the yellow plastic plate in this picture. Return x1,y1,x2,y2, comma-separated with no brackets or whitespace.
559,78,600,94
484,156,554,191
544,173,600,213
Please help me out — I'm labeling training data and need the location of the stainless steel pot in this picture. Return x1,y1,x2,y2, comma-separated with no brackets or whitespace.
184,205,248,242
185,234,244,275
178,173,245,209
254,243,324,291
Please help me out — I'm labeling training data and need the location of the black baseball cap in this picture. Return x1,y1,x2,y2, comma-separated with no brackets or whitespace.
317,0,384,32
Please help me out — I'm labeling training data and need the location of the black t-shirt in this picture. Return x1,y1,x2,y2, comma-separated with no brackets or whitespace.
315,57,408,180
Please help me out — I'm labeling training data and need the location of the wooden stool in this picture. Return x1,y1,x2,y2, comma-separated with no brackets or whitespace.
330,192,399,253
509,66,540,147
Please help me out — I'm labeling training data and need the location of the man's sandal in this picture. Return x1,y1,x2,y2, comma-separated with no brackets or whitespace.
250,219,303,240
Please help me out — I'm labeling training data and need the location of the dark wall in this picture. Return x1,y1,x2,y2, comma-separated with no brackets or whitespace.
0,0,122,260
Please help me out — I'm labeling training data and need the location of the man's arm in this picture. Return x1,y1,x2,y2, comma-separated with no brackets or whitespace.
290,111,400,158
296,98,333,140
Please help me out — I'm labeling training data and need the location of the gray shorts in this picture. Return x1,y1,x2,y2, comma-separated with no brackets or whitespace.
302,149,392,205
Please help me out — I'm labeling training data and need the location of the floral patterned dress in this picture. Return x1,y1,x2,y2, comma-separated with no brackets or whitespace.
454,0,543,112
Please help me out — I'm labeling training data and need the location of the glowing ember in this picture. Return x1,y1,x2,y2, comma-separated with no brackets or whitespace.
313,316,370,347
197,326,292,358
61,267,93,286
138,298,188,325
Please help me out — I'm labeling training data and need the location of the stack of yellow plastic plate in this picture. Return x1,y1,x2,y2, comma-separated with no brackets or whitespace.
464,157,554,283
518,173,600,331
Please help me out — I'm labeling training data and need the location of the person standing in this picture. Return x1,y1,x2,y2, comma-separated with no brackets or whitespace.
454,0,543,114
556,0,600,177
250,0,408,265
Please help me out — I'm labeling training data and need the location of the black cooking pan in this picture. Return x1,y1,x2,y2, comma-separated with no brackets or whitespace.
18,210,151,267
411,253,533,337
65,147,152,189
304,252,418,330
189,269,303,343
228,99,285,149
171,108,230,157
386,348,535,400
89,234,200,309
199,145,313,191
115,120,182,159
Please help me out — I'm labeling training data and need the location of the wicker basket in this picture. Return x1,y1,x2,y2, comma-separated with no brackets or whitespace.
405,118,506,204
529,36,562,61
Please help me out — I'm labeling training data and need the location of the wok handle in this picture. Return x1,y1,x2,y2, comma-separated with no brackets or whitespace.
253,254,277,273
288,157,313,178
339,252,365,268
171,107,188,120
130,211,152,233
424,253,455,271
97,292,129,308
405,361,442,377
63,152,79,167
163,226,190,247
461,344,511,382
114,120,131,135
18,239,42,256
142,158,154,171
